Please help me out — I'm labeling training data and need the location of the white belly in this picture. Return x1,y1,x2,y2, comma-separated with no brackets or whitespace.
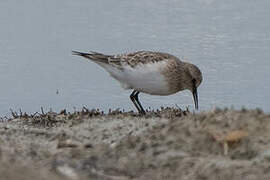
99,61,172,95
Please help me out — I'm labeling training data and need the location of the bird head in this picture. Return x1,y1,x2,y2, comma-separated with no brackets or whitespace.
184,63,202,110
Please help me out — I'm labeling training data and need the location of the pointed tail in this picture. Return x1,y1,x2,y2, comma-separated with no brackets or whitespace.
72,51,111,64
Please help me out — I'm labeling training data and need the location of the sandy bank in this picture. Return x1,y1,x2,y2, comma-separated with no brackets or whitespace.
0,107,270,180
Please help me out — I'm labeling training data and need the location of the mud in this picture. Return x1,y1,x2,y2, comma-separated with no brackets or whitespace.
0,107,270,180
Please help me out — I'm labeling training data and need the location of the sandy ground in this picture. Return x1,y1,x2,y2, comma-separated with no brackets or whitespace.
0,107,270,180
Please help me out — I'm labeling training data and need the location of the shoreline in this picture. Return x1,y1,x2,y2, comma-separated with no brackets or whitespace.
0,107,270,180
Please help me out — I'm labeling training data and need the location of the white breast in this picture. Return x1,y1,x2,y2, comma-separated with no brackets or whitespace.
98,61,172,95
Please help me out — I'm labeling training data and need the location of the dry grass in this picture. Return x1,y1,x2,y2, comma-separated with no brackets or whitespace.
1,107,270,180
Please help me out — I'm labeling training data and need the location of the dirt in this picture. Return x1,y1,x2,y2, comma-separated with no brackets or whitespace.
0,107,270,180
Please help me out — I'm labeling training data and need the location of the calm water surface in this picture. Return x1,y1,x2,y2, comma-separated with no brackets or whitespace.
0,0,270,116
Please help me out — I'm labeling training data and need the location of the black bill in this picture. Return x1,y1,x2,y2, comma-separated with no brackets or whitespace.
192,87,198,110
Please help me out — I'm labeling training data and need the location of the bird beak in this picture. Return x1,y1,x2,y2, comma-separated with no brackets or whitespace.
192,87,199,110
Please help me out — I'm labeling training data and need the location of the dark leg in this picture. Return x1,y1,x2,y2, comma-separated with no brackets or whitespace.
130,90,142,114
134,91,146,115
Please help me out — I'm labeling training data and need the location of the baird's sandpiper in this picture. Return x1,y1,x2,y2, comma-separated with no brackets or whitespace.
72,51,202,114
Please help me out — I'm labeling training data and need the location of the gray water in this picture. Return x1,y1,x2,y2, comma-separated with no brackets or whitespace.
0,0,270,116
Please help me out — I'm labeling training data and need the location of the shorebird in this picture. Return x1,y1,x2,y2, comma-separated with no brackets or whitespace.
72,51,202,114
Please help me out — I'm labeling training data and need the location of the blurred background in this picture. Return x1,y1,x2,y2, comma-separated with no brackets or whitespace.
0,0,270,116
